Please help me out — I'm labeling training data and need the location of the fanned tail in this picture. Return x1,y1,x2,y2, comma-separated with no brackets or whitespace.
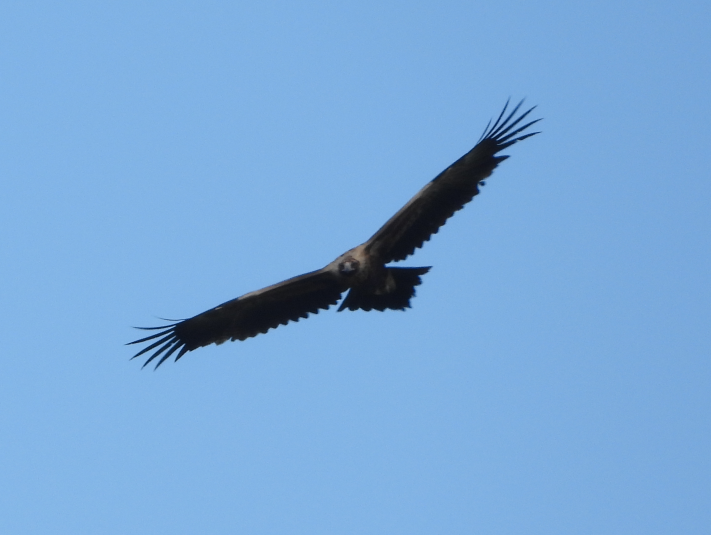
338,267,431,312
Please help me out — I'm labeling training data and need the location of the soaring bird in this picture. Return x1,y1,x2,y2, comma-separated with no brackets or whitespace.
129,100,540,368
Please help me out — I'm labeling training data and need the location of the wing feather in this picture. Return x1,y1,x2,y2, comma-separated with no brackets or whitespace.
128,268,346,368
365,99,540,263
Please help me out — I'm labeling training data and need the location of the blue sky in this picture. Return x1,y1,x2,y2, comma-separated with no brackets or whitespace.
1,1,709,533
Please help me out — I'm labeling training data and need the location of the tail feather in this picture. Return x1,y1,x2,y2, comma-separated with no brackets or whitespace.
338,267,431,312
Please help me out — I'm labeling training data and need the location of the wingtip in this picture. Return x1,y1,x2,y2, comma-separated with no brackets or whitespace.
480,99,542,148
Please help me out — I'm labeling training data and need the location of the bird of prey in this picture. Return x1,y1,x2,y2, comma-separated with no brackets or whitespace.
129,100,540,368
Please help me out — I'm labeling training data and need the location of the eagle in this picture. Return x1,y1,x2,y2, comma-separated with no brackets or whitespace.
129,100,540,368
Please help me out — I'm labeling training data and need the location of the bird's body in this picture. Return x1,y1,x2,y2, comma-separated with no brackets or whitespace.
130,100,540,368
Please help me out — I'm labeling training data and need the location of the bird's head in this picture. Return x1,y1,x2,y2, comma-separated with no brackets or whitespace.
338,257,360,276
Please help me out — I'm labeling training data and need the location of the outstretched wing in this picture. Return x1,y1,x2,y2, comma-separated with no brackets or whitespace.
128,269,346,369
365,100,540,263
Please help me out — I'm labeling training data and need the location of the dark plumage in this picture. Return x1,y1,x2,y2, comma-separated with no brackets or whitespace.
129,100,540,368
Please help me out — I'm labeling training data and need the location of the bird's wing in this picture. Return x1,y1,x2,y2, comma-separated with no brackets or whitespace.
128,268,346,368
364,100,540,263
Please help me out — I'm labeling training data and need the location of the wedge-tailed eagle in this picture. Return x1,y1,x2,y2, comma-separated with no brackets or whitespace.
130,100,540,368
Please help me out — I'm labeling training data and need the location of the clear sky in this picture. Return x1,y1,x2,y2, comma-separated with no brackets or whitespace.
1,1,709,533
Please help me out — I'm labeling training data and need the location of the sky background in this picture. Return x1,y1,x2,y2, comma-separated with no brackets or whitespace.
1,1,709,533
